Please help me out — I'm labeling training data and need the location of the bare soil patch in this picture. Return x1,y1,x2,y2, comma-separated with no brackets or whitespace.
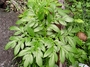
0,8,18,67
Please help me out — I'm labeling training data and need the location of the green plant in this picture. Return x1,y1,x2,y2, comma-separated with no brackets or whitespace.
6,0,27,12
66,0,90,66
5,0,90,67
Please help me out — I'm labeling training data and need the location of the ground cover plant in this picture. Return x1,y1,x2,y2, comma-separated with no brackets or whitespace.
5,0,90,67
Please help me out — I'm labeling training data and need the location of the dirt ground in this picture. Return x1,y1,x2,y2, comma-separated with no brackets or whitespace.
0,8,18,67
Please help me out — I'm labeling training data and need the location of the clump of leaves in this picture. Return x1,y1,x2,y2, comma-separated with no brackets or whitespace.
6,0,27,12
5,0,89,67
66,0,90,66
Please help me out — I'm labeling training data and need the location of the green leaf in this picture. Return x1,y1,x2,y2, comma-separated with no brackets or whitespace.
20,42,24,49
49,54,55,67
19,26,24,32
9,36,20,40
25,37,31,42
67,36,76,47
59,20,67,26
68,26,72,32
77,49,86,55
75,19,84,23
39,43,45,52
11,42,16,49
38,12,44,21
33,22,38,28
47,13,53,23
19,48,31,56
58,8,66,16
47,31,53,36
44,38,53,47
46,7,53,14
16,17,30,25
68,53,75,64
14,31,21,35
88,45,90,50
16,20,22,25
44,47,53,57
81,54,87,60
5,41,16,50
29,21,35,27
25,41,33,46
17,40,24,50
34,26,43,32
71,27,80,33
27,0,35,8
14,43,21,55
29,54,33,64
54,53,58,62
24,58,30,67
25,37,32,46
27,27,35,37
9,26,20,30
23,54,33,66
19,50,28,57
50,2,56,10
39,51,43,57
55,40,64,47
49,24,60,32
64,45,77,53
63,15,73,22
60,48,65,63
74,36,82,46
36,52,42,66
77,2,81,8
24,54,33,67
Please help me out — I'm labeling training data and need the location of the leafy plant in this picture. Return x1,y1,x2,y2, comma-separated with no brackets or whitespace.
6,0,27,12
5,0,90,67
65,0,90,66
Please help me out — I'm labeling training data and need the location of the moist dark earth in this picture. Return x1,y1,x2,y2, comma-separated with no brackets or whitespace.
0,8,18,67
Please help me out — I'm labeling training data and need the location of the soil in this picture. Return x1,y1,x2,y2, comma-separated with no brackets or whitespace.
0,8,18,67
